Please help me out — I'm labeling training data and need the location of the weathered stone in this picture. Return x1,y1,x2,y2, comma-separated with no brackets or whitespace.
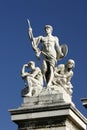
9,92,87,130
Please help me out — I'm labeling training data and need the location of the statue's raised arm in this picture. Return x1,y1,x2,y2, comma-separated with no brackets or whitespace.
27,19,41,58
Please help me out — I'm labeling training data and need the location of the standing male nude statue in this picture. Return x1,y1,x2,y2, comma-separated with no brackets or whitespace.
27,20,68,87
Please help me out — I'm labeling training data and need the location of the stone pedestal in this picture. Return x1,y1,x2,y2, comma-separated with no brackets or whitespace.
9,93,87,130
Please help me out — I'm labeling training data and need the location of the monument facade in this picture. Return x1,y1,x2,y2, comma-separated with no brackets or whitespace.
9,20,87,130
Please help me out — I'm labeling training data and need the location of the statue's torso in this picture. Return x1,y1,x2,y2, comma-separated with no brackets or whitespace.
41,36,57,58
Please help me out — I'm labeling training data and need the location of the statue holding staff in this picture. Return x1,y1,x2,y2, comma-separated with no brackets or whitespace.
27,19,68,87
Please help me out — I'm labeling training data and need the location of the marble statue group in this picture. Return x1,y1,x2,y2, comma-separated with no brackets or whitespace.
21,19,75,97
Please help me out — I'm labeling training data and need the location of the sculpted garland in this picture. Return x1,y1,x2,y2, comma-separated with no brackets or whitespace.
21,19,75,97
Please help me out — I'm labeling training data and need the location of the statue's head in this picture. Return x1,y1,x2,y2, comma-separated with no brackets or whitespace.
27,61,35,69
66,59,75,69
57,64,65,73
44,25,53,34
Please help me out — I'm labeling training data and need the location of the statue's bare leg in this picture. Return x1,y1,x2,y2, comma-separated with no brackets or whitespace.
47,66,54,87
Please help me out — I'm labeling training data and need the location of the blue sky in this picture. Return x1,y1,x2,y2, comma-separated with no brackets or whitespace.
0,0,87,129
